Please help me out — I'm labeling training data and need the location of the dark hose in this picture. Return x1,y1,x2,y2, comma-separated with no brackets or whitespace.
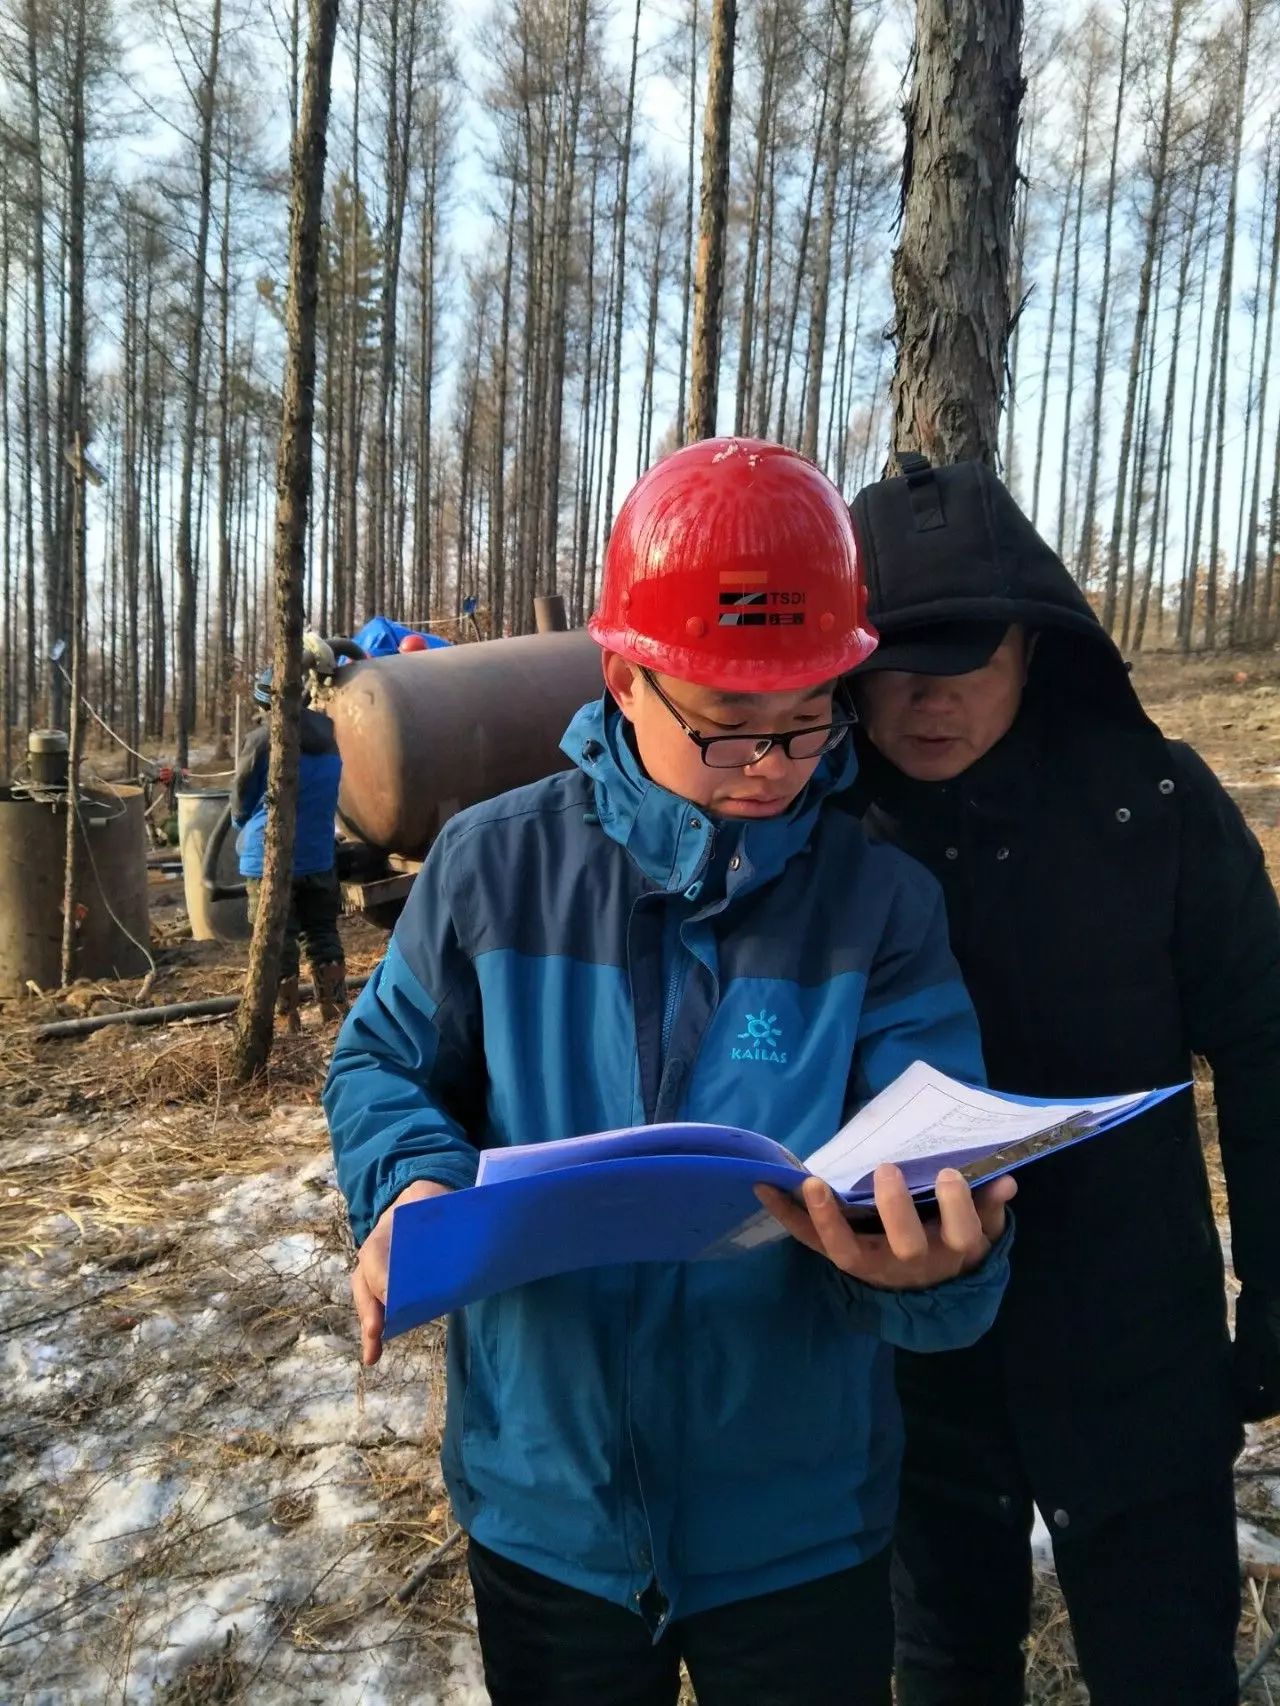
202,801,248,902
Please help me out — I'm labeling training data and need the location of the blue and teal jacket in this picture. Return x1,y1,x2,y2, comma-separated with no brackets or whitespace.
324,696,1010,1627
232,707,342,879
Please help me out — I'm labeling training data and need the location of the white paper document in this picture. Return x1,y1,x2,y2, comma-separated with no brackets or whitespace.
807,1061,1147,1193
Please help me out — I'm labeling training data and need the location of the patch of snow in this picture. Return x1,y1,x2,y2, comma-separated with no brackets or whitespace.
252,1231,329,1279
1030,1506,1055,1569
206,1171,289,1229
0,1118,461,1704
1,1334,69,1398
1238,1516,1280,1576
76,1474,183,1552
444,1637,490,1705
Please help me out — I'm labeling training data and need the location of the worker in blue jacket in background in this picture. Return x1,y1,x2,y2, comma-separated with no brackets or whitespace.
233,666,347,1028
324,439,1016,1706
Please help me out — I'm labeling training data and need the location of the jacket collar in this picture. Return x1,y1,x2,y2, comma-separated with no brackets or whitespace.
562,695,857,897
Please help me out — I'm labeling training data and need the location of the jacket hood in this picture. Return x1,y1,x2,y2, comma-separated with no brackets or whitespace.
850,457,1147,723
560,693,856,895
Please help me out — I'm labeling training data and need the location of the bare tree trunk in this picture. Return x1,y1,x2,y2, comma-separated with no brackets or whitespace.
1102,0,1183,630
1184,201,1225,653
1134,156,1202,650
121,206,143,753
371,0,419,615
687,0,738,443
1,158,13,777
637,181,671,474
776,55,830,443
175,0,224,766
1241,120,1280,639
346,0,365,624
573,157,602,621
541,0,590,593
231,0,340,1083
602,0,642,541
491,165,518,637
60,0,89,987
802,0,852,461
1205,0,1255,650
419,83,449,625
1077,0,1131,595
1120,232,1164,644
22,273,38,731
888,0,1023,468
215,124,235,757
1057,41,1098,560
1031,146,1073,528
677,0,697,447
1263,387,1280,639
754,116,780,437
1178,181,1215,649
1230,128,1270,643
735,2,777,437
25,0,57,725
831,150,869,483
1002,89,1036,492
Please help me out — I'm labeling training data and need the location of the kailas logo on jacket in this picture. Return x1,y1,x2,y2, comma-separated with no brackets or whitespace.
732,1010,788,1064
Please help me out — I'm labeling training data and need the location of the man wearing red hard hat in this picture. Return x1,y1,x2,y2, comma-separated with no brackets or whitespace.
326,439,1014,1704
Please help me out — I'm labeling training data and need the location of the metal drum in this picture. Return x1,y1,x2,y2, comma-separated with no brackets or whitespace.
0,783,150,995
325,629,602,857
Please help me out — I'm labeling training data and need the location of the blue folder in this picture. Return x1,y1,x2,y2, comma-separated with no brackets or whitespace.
382,1085,1185,1340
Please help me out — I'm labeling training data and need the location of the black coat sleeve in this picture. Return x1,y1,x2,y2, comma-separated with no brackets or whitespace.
1172,741,1280,1292
231,727,269,828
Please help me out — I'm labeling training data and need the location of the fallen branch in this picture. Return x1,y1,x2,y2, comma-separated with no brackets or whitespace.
394,1527,464,1605
35,977,368,1041
1240,1619,1280,1691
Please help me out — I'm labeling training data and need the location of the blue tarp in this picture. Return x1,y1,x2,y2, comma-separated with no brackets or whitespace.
351,616,452,657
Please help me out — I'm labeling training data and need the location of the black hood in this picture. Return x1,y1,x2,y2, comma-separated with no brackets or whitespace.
850,456,1146,723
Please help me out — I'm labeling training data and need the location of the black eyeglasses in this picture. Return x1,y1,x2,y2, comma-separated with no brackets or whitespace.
640,669,854,770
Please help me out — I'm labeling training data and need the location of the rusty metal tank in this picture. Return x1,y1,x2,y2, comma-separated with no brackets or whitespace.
0,782,150,995
325,629,603,858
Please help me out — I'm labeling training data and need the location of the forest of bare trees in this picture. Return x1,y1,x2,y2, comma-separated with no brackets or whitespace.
1,0,1279,769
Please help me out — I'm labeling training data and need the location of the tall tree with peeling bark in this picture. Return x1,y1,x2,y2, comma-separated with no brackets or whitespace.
688,0,737,443
888,0,1024,469
230,0,341,1084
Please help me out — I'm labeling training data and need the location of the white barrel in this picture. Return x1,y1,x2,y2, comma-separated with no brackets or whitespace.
177,788,250,941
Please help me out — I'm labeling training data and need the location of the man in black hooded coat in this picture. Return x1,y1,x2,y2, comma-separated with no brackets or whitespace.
840,456,1280,1706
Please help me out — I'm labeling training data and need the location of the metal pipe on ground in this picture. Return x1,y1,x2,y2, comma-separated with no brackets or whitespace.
35,975,369,1040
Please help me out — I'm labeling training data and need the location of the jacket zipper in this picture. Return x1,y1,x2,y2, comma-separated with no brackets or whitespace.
660,935,690,1070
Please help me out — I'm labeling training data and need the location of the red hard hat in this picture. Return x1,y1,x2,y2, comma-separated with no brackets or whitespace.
398,632,429,653
589,437,877,691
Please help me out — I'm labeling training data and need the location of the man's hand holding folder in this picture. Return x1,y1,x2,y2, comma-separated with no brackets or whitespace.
756,1164,1016,1288
354,1179,454,1365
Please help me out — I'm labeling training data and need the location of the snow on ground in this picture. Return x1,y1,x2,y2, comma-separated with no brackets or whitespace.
0,1101,486,1705
2,1081,1277,1704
